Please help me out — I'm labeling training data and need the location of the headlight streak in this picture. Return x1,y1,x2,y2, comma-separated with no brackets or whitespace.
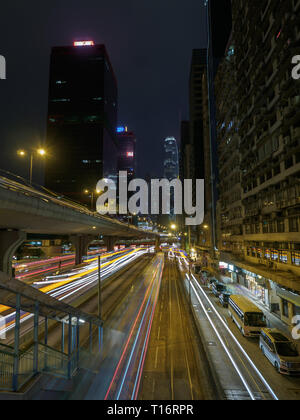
187,275,255,400
104,260,161,401
131,263,164,400
0,248,148,338
115,264,159,400
190,273,279,401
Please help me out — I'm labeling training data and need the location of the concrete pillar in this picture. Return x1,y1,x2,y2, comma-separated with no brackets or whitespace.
70,235,95,265
103,236,117,252
0,230,27,277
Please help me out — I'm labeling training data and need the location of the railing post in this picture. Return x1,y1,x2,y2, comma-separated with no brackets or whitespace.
12,293,21,392
76,318,80,368
44,317,48,346
67,315,72,379
61,322,65,354
98,326,101,352
44,316,48,370
89,322,93,353
33,302,39,374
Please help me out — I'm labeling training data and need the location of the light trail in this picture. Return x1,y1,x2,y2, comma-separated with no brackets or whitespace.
104,259,161,400
187,275,256,400
131,265,164,400
0,248,148,337
190,273,279,401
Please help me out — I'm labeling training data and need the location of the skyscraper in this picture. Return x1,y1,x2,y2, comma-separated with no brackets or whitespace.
189,49,207,182
164,137,179,180
45,41,118,205
117,126,137,181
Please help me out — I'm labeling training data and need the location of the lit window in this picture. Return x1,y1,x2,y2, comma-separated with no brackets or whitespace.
74,41,94,47
52,98,70,102
93,97,102,101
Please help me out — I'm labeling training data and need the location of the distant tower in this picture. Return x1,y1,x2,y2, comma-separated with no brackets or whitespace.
164,137,179,180
163,137,179,223
117,126,137,182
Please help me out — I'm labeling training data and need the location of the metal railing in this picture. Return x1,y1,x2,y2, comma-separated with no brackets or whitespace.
0,342,87,392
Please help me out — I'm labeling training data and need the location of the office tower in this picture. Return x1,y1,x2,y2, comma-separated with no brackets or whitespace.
45,41,118,205
117,126,137,181
164,137,179,181
189,49,207,182
215,0,300,325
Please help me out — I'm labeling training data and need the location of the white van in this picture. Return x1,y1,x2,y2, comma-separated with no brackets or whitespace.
260,328,300,375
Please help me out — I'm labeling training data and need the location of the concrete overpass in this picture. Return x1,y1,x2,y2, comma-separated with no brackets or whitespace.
0,173,159,275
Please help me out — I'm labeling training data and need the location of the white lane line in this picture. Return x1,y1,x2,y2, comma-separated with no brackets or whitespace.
188,277,256,401
191,274,279,401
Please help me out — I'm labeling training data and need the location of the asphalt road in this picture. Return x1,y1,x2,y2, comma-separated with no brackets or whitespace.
138,256,219,400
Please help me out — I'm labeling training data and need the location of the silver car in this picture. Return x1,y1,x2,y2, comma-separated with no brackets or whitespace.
260,328,300,376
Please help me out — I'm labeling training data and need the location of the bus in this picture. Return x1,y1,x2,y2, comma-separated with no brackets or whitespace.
228,295,266,337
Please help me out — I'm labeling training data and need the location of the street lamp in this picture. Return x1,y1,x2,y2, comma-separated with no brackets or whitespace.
17,148,47,184
84,189,101,210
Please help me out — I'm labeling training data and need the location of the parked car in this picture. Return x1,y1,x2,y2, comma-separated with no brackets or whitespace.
212,282,227,297
208,277,218,289
260,328,300,375
200,269,210,278
219,292,231,308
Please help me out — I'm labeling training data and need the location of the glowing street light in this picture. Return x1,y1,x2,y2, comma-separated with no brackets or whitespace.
84,189,101,210
17,148,47,184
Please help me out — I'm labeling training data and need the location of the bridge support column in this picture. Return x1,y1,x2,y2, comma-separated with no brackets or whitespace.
103,236,117,252
70,235,96,265
0,230,27,277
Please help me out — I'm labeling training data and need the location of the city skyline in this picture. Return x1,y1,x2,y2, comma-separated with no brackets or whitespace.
0,0,207,181
0,0,299,403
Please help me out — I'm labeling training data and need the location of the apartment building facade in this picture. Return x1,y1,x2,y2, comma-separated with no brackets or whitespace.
215,0,300,325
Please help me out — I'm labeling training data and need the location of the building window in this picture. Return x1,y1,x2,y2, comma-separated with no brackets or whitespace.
282,299,289,318
271,250,278,261
51,98,70,103
277,219,285,233
294,305,300,317
289,217,299,232
279,250,288,264
292,251,300,266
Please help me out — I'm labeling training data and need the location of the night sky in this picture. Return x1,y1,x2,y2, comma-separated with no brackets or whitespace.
0,0,207,181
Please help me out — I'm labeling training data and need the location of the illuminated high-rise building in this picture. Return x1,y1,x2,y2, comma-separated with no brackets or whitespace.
117,126,137,181
164,137,179,180
45,41,118,205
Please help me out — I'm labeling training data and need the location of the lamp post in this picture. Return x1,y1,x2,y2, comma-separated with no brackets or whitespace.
84,189,101,210
98,255,102,319
17,148,46,184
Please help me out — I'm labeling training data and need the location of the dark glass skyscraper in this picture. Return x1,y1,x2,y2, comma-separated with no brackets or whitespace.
117,127,137,181
45,41,118,205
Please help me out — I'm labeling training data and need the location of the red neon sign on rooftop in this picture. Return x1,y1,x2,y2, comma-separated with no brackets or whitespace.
74,40,95,47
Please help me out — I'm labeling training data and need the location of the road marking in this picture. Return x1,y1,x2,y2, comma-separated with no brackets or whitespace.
155,346,159,368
